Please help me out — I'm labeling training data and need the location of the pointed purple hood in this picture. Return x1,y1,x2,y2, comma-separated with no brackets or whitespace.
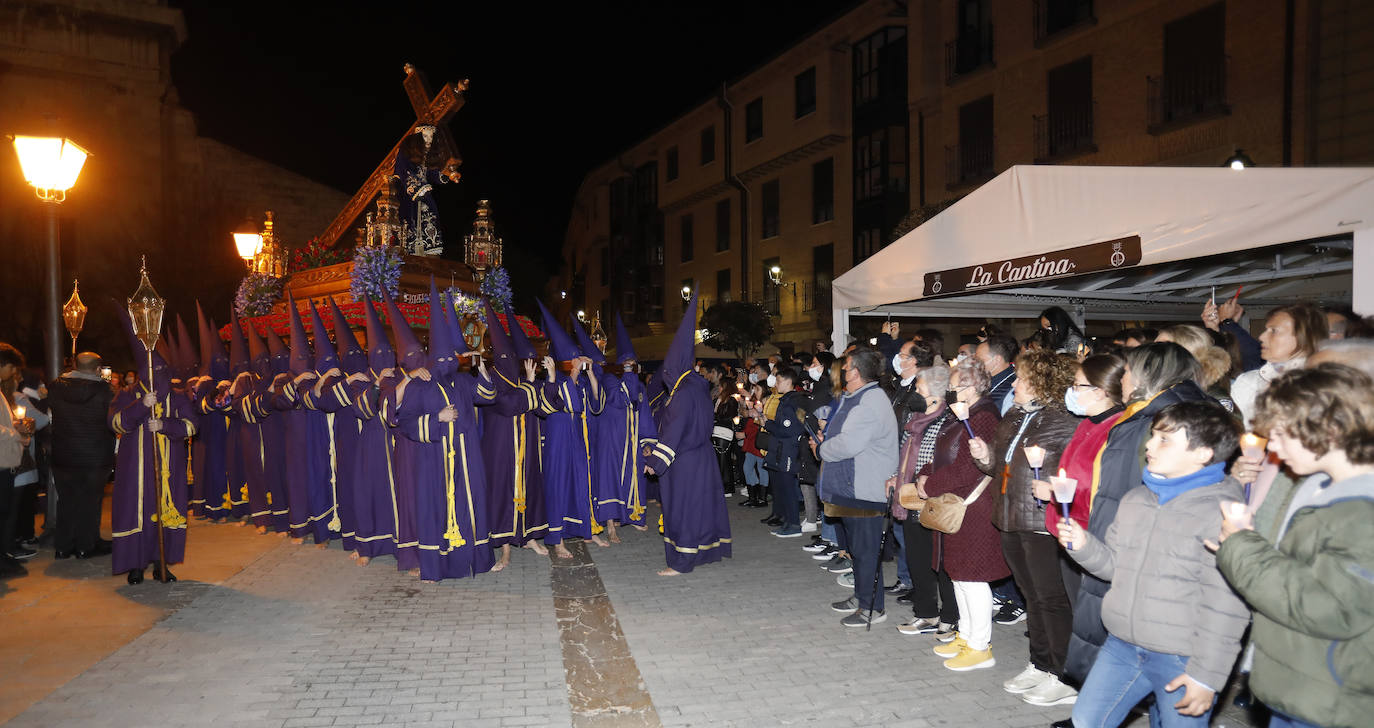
484,299,519,379
613,314,637,364
362,294,395,374
197,301,230,380
309,300,339,373
383,287,425,372
536,299,583,362
264,321,290,375
228,308,249,376
660,293,698,387
507,310,540,361
287,294,312,375
329,297,367,375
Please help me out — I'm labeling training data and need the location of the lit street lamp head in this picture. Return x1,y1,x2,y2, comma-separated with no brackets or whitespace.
10,135,89,202
127,256,166,352
233,214,264,265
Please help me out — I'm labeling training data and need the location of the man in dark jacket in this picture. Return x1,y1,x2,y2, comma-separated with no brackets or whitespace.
887,340,935,444
763,368,808,538
47,352,116,558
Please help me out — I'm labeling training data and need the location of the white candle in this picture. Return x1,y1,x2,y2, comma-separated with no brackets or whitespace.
1024,445,1047,469
732,416,740,426
1048,468,1078,504
13,405,25,420
1226,501,1248,522
1240,432,1267,457
949,401,969,420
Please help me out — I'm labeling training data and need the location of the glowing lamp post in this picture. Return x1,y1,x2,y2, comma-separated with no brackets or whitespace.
233,215,263,269
62,278,87,358
10,134,90,380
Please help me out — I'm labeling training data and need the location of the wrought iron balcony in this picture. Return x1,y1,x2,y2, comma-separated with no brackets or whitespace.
946,138,995,189
945,24,994,83
1034,104,1096,162
1147,58,1229,132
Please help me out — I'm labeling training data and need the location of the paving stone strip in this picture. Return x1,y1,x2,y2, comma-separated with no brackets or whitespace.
550,539,662,728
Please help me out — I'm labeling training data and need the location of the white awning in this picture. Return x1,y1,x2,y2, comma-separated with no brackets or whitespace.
832,165,1374,315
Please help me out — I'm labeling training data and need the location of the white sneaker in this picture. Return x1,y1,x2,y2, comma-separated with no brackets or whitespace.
801,520,818,533
1021,675,1078,706
1003,663,1051,694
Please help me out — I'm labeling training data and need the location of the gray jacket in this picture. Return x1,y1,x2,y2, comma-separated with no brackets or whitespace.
1071,476,1250,690
817,381,898,510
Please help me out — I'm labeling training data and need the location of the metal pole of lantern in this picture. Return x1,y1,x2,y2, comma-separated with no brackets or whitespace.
127,257,168,581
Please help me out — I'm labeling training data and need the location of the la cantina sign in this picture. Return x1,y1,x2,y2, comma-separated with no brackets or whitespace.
922,235,1141,298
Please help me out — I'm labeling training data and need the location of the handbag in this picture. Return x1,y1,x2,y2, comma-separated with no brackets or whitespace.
918,475,993,534
897,483,924,512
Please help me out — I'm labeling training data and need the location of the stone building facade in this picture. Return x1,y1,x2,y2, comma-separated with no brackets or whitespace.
560,0,1374,359
0,0,348,369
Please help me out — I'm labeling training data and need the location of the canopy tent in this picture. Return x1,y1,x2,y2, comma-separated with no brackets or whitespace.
830,165,1374,350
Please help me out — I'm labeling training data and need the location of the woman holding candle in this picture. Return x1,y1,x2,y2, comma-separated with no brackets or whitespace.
1215,364,1374,728
970,349,1081,705
893,364,960,637
1063,342,1211,690
916,356,1004,671
0,343,34,579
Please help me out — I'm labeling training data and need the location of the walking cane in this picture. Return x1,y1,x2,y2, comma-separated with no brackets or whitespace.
868,487,895,632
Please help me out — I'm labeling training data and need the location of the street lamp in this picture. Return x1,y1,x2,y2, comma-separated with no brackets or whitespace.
576,309,586,323
10,134,90,381
768,264,796,294
680,285,692,302
1224,149,1254,170
233,215,263,268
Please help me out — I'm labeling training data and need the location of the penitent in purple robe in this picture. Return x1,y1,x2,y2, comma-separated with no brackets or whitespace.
306,373,363,552
646,376,733,573
346,372,400,560
225,373,272,523
483,371,558,548
190,378,230,520
392,372,498,580
272,376,335,543
109,385,196,575
542,373,603,545
597,372,659,527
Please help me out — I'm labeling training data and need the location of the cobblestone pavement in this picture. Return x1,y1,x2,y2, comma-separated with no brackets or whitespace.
7,495,1264,728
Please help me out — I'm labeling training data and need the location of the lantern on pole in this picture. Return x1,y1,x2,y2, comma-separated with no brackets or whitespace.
62,278,87,358
126,256,169,582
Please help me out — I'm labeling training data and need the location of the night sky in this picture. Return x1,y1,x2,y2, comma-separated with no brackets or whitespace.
169,1,858,304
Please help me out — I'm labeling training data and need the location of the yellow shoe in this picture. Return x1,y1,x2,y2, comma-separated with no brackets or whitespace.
944,646,996,672
933,635,966,657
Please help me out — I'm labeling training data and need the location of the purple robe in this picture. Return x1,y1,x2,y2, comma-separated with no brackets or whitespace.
189,378,229,519
646,373,732,573
109,385,195,574
346,373,400,560
483,372,558,547
542,373,603,545
392,372,497,580
597,372,659,527
225,374,272,523
272,374,335,543
304,373,361,551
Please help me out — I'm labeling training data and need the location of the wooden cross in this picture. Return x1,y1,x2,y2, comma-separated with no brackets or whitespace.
318,63,468,249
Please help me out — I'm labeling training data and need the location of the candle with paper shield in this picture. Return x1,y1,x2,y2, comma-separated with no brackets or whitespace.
1049,468,1078,550
14,405,25,420
1239,433,1267,502
1024,444,1046,480
949,400,974,437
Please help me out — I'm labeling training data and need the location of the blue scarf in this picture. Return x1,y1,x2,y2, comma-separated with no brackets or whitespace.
1142,462,1227,504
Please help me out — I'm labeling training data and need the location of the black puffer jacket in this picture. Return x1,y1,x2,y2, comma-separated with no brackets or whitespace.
980,405,1081,533
1063,378,1212,685
47,373,115,469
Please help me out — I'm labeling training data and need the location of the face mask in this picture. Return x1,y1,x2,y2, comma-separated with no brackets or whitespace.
747,372,759,384
766,374,777,388
892,354,903,373
1065,386,1089,416
808,367,822,382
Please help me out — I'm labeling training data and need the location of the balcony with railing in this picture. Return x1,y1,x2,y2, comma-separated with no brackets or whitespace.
802,280,832,313
1034,0,1094,46
1147,59,1229,133
946,137,995,190
945,24,994,83
1034,103,1096,162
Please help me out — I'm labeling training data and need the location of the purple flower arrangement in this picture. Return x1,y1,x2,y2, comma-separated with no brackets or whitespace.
350,245,403,301
480,266,512,313
234,272,283,318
